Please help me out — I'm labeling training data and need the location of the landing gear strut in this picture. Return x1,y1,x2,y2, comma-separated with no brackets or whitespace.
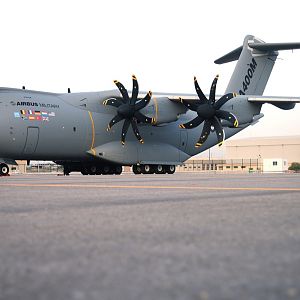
0,163,10,176
63,165,70,176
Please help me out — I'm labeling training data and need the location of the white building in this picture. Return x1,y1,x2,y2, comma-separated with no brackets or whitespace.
263,158,289,173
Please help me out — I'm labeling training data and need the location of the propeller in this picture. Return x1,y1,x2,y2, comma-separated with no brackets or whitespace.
103,75,154,145
179,75,238,147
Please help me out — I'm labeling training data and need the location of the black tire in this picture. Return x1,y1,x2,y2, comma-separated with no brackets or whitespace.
96,166,103,175
89,165,97,175
154,164,165,174
115,166,123,175
108,166,116,175
0,163,9,176
102,165,110,175
166,165,176,174
142,164,153,174
132,165,142,175
81,166,89,175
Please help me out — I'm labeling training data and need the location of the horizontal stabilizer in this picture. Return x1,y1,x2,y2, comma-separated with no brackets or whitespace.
248,96,300,110
215,41,300,64
250,42,300,52
214,46,243,64
248,96,300,103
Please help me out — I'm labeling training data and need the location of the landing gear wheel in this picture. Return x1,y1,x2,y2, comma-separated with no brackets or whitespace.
96,166,103,175
166,165,176,174
155,165,165,174
115,166,123,175
0,163,9,176
142,164,153,174
132,165,142,175
81,166,89,175
102,165,110,175
89,165,97,175
108,166,116,175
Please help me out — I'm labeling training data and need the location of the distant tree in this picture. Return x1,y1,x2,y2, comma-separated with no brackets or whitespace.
288,162,300,171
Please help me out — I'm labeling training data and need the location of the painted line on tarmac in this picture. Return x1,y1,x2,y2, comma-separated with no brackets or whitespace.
0,183,300,192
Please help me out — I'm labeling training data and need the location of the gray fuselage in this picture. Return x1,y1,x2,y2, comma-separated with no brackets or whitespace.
0,88,254,166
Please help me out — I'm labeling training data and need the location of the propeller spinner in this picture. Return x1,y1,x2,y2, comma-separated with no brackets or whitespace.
103,75,154,145
179,75,238,147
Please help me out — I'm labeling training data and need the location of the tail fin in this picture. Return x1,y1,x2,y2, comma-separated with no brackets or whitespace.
215,35,300,96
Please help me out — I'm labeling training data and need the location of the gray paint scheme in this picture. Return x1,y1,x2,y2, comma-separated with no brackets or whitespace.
225,35,278,95
0,35,299,169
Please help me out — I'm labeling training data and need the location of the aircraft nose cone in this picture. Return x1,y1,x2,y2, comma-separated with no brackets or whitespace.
197,103,216,119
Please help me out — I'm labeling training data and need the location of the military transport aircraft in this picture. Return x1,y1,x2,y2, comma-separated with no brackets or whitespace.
1,35,300,176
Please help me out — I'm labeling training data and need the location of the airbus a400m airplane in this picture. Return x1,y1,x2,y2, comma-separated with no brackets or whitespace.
1,35,300,176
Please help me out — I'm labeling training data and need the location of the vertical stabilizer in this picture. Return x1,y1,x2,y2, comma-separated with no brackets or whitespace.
215,35,300,96
216,35,278,95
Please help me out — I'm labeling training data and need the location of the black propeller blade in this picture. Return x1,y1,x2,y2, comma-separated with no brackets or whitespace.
103,75,153,145
179,75,238,147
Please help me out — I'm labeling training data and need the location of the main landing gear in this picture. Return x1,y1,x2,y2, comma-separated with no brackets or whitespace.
61,162,176,176
80,164,123,176
62,163,123,176
0,163,10,176
132,164,176,175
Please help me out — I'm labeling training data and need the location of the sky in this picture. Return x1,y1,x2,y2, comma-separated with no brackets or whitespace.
1,0,300,144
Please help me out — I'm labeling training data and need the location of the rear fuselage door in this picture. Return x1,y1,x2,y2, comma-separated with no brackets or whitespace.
23,127,39,154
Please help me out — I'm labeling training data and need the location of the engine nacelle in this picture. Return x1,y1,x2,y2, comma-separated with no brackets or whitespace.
141,97,187,125
220,95,262,126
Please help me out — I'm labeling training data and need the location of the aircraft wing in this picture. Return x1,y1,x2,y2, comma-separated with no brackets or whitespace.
168,94,300,103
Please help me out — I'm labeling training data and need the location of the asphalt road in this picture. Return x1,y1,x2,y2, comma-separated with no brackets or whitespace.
0,172,300,300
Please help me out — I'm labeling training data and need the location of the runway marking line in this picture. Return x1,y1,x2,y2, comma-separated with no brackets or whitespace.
0,183,300,192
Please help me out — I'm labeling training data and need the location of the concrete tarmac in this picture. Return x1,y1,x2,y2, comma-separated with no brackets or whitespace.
0,172,300,300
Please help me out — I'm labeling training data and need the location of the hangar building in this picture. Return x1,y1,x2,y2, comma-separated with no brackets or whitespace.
225,135,300,163
177,135,300,172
